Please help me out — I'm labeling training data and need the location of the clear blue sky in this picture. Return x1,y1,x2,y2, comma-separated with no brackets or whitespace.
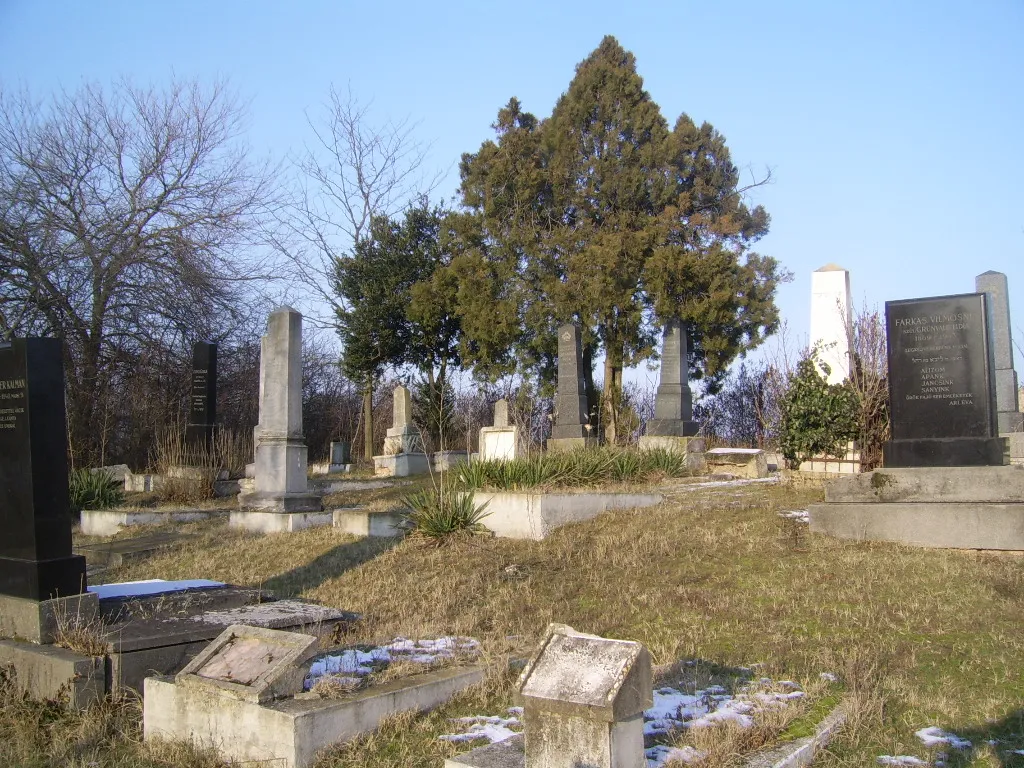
2,0,1022,375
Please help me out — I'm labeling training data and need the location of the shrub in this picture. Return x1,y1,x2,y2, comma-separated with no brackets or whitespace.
401,488,490,544
69,469,123,513
779,352,859,469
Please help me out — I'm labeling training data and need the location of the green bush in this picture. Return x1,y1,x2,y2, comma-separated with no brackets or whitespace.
401,488,490,543
69,469,123,513
779,352,859,469
456,446,693,491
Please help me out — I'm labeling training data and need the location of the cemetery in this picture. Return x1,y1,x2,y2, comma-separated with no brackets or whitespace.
2,26,1024,768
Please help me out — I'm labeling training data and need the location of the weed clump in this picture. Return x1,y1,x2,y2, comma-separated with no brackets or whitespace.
401,488,490,544
69,468,124,513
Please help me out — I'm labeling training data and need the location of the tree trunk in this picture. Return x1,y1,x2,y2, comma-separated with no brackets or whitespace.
603,348,622,445
581,345,597,426
362,376,374,461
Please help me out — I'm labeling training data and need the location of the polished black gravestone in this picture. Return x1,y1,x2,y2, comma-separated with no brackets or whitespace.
883,293,1005,467
184,342,217,451
0,338,87,600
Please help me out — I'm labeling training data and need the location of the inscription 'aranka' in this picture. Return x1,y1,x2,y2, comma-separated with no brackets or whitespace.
0,378,26,391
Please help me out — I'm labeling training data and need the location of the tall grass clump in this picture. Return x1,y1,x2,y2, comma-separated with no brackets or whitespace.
69,468,123,513
457,446,692,491
401,487,490,544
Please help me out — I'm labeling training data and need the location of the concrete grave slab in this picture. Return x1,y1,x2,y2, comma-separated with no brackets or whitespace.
80,508,214,536
705,447,769,478
74,532,198,567
177,625,318,703
469,491,663,540
333,507,405,537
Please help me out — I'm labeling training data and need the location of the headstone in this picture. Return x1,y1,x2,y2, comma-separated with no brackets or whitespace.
375,385,428,477
810,264,853,384
548,325,596,452
236,308,322,515
185,342,217,452
975,271,1023,434
176,624,318,703
0,339,88,602
329,441,350,466
646,319,698,437
493,399,509,428
516,623,652,768
480,399,520,462
883,293,1006,467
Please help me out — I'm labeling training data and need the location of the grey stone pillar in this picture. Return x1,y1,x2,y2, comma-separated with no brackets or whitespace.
976,271,1023,434
548,324,597,451
238,307,321,513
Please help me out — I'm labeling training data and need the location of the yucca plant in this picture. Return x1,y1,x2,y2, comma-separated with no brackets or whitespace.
69,468,124,513
401,488,491,544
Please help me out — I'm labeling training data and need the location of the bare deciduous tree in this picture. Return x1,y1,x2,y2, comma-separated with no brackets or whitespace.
0,78,278,465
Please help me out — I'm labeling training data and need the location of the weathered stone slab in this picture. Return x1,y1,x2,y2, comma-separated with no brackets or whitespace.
0,639,105,708
705,447,768,478
0,592,99,645
74,533,197,567
373,452,429,477
824,466,1024,504
469,492,663,540
332,507,404,537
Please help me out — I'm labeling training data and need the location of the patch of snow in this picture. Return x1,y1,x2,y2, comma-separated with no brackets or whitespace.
304,636,479,691
820,672,838,682
877,758,928,766
684,476,779,490
707,447,763,455
646,744,706,766
915,726,972,750
439,712,521,744
642,677,801,736
778,510,809,522
88,579,224,599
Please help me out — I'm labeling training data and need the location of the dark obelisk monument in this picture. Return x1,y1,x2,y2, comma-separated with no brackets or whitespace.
547,324,597,452
0,338,96,643
185,342,217,452
883,293,1006,467
638,319,705,468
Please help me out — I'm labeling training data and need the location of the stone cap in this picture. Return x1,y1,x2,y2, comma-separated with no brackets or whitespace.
176,624,318,703
516,623,652,721
815,263,847,272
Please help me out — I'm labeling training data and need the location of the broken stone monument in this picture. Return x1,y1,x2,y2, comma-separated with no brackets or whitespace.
547,325,597,453
447,623,652,768
638,318,704,469
976,271,1024,465
810,291,1024,550
374,385,429,477
0,337,97,644
479,398,521,462
234,308,324,530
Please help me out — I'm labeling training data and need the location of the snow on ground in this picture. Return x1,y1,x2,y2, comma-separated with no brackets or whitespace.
437,675,812,768
778,510,809,523
303,636,479,691
681,476,780,490
878,757,929,766
873,725,974,766
88,578,224,599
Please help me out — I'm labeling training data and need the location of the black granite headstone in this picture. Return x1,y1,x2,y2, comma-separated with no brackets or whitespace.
883,293,1005,467
185,342,217,451
647,318,700,437
0,338,87,600
551,325,588,440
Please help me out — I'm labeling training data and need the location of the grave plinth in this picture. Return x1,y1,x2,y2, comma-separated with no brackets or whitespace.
548,325,597,452
374,386,429,477
237,308,322,519
883,293,1006,467
976,271,1024,437
0,339,95,642
479,399,521,462
639,319,702,467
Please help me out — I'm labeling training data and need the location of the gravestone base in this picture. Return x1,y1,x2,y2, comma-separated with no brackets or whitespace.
637,436,706,471
645,419,700,438
546,437,598,453
809,465,1024,550
479,426,520,462
883,436,1008,467
432,451,469,472
1007,433,1024,467
0,591,99,645
0,553,89,603
705,447,769,478
237,490,323,514
373,452,429,478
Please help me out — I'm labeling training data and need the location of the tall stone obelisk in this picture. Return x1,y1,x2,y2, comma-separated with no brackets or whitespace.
976,271,1023,466
639,319,704,467
547,324,597,452
810,264,853,384
236,307,321,518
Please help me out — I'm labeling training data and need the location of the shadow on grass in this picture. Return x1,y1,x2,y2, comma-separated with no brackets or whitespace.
263,536,401,598
947,709,1024,767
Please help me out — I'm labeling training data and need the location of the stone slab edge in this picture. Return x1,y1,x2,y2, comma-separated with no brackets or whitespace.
743,701,847,768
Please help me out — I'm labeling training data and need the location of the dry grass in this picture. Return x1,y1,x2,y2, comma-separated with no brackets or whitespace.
5,478,1022,767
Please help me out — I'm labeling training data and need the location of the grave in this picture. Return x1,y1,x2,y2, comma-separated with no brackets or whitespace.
234,307,323,529
638,318,704,469
184,341,217,452
547,325,598,452
704,447,769,479
976,271,1024,465
0,337,96,643
810,292,1024,550
144,626,485,768
373,385,429,477
448,623,652,768
480,399,521,462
